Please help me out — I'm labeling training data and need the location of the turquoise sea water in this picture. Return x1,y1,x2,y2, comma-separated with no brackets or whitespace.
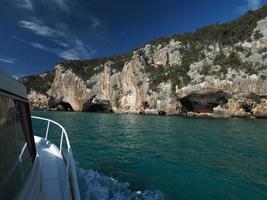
31,111,267,200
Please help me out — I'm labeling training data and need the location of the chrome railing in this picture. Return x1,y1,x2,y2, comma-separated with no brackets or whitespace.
31,116,80,200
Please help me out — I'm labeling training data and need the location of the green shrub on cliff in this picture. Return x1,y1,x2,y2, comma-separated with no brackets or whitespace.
262,54,267,60
258,47,267,54
244,62,257,75
227,52,242,70
146,65,170,90
200,65,213,75
146,44,202,91
20,71,55,94
254,30,264,40
59,52,132,81
146,62,191,92
213,51,244,74
169,65,191,92
214,51,227,66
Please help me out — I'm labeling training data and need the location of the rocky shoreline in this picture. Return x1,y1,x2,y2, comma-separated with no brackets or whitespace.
29,109,267,119
29,90,267,119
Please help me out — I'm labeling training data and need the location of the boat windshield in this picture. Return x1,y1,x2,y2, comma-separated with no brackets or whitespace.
0,92,36,200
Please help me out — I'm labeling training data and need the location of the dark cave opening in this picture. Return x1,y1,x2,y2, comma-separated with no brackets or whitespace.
158,110,167,115
180,92,230,113
50,101,74,112
143,101,149,109
241,103,253,114
82,96,113,113
83,103,113,113
48,97,74,111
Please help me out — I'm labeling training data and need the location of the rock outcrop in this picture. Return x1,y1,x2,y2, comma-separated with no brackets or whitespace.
27,91,48,111
48,65,91,111
20,6,267,118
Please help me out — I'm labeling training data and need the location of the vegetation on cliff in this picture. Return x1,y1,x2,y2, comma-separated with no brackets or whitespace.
20,71,55,94
144,5,267,90
59,52,132,81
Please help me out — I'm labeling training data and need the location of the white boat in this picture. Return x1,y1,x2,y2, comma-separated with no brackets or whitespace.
0,69,80,200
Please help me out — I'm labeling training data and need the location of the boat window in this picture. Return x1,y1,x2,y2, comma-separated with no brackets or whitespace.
0,94,35,200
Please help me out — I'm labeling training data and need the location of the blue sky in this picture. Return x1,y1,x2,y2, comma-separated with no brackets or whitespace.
0,0,266,77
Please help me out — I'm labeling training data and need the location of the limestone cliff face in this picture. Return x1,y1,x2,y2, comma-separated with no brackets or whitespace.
45,53,181,115
48,65,91,111
21,7,267,118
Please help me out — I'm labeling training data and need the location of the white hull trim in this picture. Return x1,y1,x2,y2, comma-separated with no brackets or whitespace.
30,116,80,200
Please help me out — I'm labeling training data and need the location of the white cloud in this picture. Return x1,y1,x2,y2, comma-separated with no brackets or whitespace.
58,39,96,59
30,42,57,52
15,0,69,12
11,37,58,54
19,20,65,38
74,39,95,57
237,0,262,13
18,19,96,60
28,41,95,60
30,42,78,60
41,0,69,12
0,57,17,64
16,0,33,11
53,40,70,48
10,35,27,43
58,50,78,60
54,0,69,12
90,17,101,28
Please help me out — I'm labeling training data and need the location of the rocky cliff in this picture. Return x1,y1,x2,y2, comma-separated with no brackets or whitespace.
21,6,267,118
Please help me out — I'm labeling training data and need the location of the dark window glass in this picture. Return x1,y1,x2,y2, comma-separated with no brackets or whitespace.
0,94,35,199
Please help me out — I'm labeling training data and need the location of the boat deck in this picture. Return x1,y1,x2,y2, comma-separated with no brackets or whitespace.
34,136,71,200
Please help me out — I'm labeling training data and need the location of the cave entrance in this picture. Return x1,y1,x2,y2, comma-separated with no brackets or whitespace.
82,96,113,113
241,103,253,114
180,92,229,113
50,101,74,111
83,103,113,112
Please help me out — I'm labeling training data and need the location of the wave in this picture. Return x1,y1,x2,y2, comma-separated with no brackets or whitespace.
77,167,166,200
